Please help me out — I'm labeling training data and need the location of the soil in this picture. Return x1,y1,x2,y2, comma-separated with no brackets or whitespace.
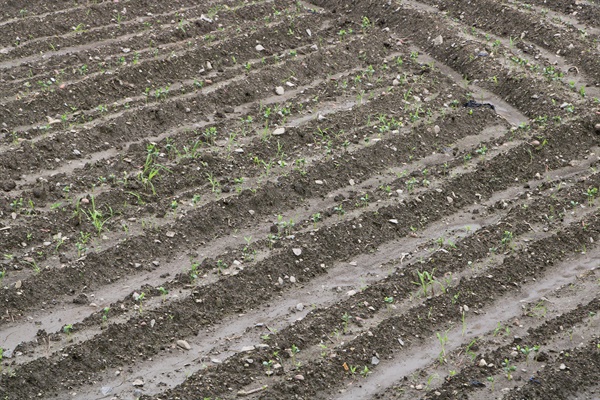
1,0,600,399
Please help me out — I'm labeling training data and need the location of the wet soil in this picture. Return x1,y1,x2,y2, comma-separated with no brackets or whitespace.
1,0,599,399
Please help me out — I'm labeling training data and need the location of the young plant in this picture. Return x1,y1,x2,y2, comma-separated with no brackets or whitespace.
436,330,449,364
341,312,350,333
63,324,74,341
311,213,322,229
412,268,442,296
518,344,539,365
360,366,371,378
502,358,516,380
157,286,168,301
585,186,598,206
290,344,300,367
84,195,112,234
137,292,146,315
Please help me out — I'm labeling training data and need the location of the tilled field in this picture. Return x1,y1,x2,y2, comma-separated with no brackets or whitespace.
1,0,600,399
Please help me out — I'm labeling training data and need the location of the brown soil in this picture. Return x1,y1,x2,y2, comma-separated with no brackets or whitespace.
1,0,599,399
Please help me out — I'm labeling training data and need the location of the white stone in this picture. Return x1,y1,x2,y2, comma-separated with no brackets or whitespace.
177,340,191,350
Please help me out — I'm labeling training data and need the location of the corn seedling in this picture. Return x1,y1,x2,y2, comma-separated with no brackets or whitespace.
487,376,495,391
412,268,441,296
206,172,221,194
341,312,350,333
84,196,112,234
360,366,371,378
436,329,449,364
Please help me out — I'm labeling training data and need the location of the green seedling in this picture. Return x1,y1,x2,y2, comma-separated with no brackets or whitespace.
412,268,442,296
518,344,539,365
436,330,449,364
290,344,300,367
84,195,112,234
487,376,495,391
501,230,513,249
158,286,168,300
502,358,516,380
137,292,146,315
585,186,598,206
341,312,350,333
360,366,370,378
63,324,74,340
311,213,322,229
333,204,345,218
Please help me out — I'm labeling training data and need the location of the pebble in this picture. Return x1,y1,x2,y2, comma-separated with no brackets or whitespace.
347,290,357,296
272,127,285,136
432,35,443,46
166,231,175,238
132,379,144,387
371,356,380,365
479,358,487,367
447,196,453,204
275,86,285,95
559,363,566,370
101,386,112,395
176,340,191,350
392,79,400,86
388,219,399,224
14,280,22,289
415,384,424,390
255,44,265,51
289,276,296,283
294,374,304,381
314,180,324,185
433,125,440,134
595,123,600,133
296,303,304,311
292,248,302,256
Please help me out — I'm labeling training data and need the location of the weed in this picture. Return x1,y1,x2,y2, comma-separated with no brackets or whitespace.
290,344,301,367
502,358,516,380
136,292,146,314
333,204,345,218
311,213,322,229
501,230,513,249
63,324,74,340
585,186,598,206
